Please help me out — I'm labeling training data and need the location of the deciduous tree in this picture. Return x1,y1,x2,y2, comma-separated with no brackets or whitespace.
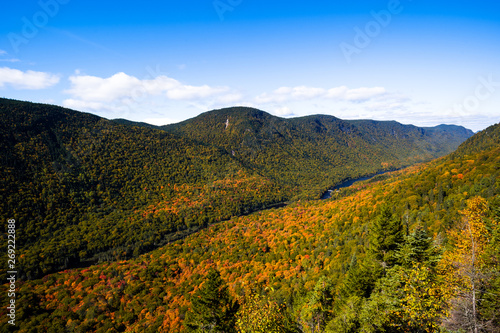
442,196,498,333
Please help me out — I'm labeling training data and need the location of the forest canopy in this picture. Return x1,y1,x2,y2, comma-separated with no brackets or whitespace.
1,98,497,332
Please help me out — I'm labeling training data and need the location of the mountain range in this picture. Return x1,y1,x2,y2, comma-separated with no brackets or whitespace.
0,98,473,280
130,106,473,199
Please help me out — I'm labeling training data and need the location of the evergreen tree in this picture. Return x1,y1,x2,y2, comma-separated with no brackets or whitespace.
325,296,362,333
184,269,239,332
299,277,335,333
355,213,447,332
369,205,404,268
341,259,381,299
395,224,441,269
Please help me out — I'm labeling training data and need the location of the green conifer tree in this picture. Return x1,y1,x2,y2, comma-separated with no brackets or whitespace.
184,269,239,332
369,205,404,268
299,277,335,332
395,224,441,269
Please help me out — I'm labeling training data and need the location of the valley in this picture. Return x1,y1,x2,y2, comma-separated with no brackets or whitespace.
0,98,498,332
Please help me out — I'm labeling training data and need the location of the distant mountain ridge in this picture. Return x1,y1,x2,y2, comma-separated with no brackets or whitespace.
161,107,474,198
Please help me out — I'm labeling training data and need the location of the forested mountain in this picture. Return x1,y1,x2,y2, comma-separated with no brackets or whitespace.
163,107,473,198
1,109,497,332
450,121,500,157
0,99,473,281
0,98,286,280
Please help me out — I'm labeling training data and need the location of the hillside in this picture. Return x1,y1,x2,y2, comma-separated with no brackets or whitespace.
0,98,287,280
450,121,500,157
2,115,497,332
163,107,473,198
0,99,473,281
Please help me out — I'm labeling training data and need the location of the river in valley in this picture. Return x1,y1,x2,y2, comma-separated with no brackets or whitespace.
320,169,397,199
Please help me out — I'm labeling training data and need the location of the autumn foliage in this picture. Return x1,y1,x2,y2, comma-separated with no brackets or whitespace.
0,100,498,332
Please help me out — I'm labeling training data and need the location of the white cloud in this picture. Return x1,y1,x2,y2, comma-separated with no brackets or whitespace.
66,72,142,102
0,50,6,55
144,117,180,126
344,87,386,101
255,93,283,104
215,92,244,104
251,86,424,127
274,106,294,116
166,84,229,100
256,86,326,103
0,67,60,90
255,85,387,104
64,72,241,111
63,99,108,111
326,86,349,98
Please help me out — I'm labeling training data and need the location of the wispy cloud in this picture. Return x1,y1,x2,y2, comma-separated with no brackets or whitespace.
255,85,388,104
0,50,20,63
0,67,60,90
251,85,423,122
331,86,387,101
0,58,21,63
49,28,122,56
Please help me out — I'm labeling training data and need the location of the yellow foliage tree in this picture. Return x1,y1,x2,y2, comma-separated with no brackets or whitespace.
235,290,295,333
442,196,496,333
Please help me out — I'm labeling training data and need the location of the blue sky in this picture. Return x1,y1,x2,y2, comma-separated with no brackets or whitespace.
1,0,499,131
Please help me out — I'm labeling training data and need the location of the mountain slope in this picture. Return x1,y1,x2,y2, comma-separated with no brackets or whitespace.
4,119,497,332
0,98,286,279
0,99,474,280
163,107,473,199
450,121,500,157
